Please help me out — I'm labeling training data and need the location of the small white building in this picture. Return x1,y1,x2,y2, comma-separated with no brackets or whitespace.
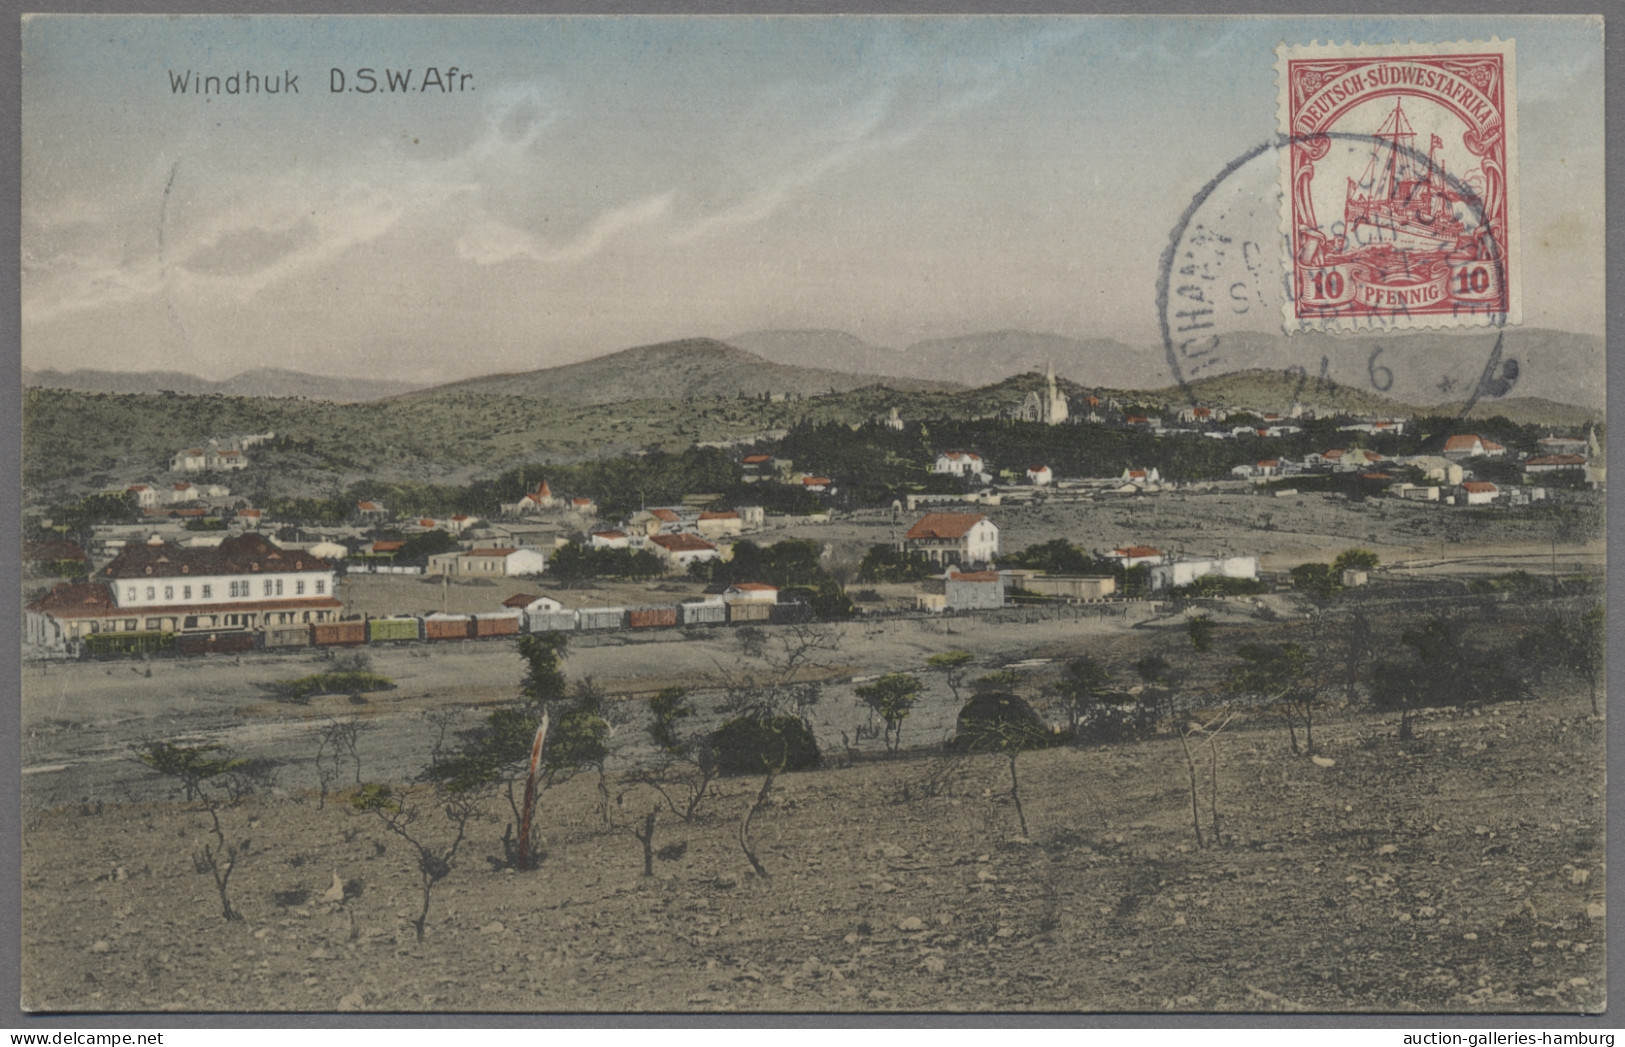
935,451,989,480
430,547,548,578
1026,465,1054,486
589,530,632,550
648,532,722,570
1457,481,1500,506
1148,555,1260,593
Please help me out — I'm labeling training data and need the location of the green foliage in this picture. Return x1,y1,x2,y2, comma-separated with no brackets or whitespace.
517,632,570,707
1187,614,1215,652
1171,575,1268,598
927,650,974,672
547,708,611,773
1002,539,1107,576
1291,562,1339,599
1133,655,1172,687
1331,548,1380,574
50,490,139,533
973,669,1028,693
550,543,665,583
950,692,1055,753
1052,656,1151,743
351,782,400,813
696,539,825,587
648,688,695,755
858,544,936,583
184,517,227,531
782,581,856,621
272,670,396,703
711,715,821,776
139,742,246,794
395,529,461,561
855,673,921,753
1227,643,1311,700
1371,617,1528,734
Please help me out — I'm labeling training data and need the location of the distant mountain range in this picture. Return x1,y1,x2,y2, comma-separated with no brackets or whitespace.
401,337,961,403
729,327,1606,413
22,367,426,403
23,325,1603,413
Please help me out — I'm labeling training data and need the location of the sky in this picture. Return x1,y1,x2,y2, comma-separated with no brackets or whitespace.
20,15,1605,383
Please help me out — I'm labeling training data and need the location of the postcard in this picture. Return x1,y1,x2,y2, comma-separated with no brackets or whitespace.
19,14,1605,1014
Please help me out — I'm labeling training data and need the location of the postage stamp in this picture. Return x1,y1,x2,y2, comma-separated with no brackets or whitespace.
1275,40,1520,333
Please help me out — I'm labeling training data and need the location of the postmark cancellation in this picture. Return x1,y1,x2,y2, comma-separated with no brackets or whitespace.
1276,39,1520,334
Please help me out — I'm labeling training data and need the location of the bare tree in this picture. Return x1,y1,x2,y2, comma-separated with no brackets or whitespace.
137,742,277,922
351,781,480,943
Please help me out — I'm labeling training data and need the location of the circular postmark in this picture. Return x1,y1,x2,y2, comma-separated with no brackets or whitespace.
1157,132,1518,418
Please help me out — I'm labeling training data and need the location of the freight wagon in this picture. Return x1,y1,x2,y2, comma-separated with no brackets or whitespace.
726,601,773,624
178,631,256,656
627,605,679,629
82,630,176,659
769,602,815,626
311,621,368,647
261,625,312,649
367,617,423,644
577,607,628,631
473,612,523,638
423,614,474,642
679,600,727,626
525,609,580,634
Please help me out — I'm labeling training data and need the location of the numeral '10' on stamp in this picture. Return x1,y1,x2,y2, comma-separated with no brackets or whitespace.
1276,39,1520,333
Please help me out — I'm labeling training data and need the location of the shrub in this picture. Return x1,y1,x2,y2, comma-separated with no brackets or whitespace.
711,715,821,776
950,692,1055,753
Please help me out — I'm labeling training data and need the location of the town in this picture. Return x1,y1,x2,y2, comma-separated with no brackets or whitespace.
24,367,1605,661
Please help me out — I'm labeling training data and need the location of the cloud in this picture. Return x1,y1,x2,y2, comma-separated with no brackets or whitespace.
456,190,675,265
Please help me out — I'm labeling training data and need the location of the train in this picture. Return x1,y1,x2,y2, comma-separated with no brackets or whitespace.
81,597,813,660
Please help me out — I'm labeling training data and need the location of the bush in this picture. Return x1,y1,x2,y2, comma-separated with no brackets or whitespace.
950,692,1055,753
1073,696,1159,745
711,715,821,776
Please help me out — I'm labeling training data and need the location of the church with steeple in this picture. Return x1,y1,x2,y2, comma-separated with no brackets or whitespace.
1011,363,1070,425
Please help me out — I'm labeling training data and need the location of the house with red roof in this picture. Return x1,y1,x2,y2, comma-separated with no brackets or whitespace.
1110,545,1168,568
904,512,999,566
1457,481,1501,506
697,510,743,540
1443,434,1507,459
126,484,160,509
1523,454,1586,476
1026,464,1053,486
25,533,344,650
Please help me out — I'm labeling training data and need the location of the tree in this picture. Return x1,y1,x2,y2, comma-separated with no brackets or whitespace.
1518,604,1604,716
1372,617,1526,741
1291,562,1339,600
1052,656,1112,735
927,650,975,704
138,742,274,922
1187,614,1215,653
632,688,720,823
855,673,921,754
1331,548,1380,575
1227,643,1317,755
950,692,1054,838
351,779,479,943
711,716,820,879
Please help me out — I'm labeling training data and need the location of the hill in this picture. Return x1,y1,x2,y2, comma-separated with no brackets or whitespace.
23,367,426,403
403,338,960,404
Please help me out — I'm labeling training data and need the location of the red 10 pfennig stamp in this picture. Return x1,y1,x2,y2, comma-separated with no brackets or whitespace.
1276,39,1520,333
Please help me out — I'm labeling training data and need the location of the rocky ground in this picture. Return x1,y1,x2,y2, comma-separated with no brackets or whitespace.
21,685,1605,1014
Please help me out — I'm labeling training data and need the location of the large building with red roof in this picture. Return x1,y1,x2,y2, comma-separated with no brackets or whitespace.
903,512,999,566
24,533,342,652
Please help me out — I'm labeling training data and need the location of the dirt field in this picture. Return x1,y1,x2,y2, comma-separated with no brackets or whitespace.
21,682,1604,1013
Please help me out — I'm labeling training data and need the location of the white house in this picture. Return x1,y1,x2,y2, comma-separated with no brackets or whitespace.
904,512,999,566
1110,545,1168,568
170,447,209,472
31,532,343,639
934,451,989,480
1458,481,1500,506
723,582,779,604
589,530,632,550
1026,465,1054,486
429,547,548,578
1148,556,1260,593
1120,467,1161,487
126,484,160,509
648,532,722,570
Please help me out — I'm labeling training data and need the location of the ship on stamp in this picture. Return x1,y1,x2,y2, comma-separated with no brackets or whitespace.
1277,40,1520,332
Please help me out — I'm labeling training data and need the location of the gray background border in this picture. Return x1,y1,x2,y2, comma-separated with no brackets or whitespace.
0,0,1617,1030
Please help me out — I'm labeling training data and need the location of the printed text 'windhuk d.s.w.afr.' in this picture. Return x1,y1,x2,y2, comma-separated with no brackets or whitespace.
167,67,475,96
